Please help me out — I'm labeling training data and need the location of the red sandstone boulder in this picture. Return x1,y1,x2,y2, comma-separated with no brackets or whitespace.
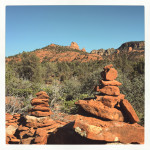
31,99,49,105
95,95,103,101
36,91,47,96
105,68,118,81
36,91,49,99
30,111,52,117
100,80,122,86
32,106,51,112
21,137,34,144
6,113,13,121
101,95,118,108
19,128,35,139
34,128,47,144
73,115,144,144
9,137,20,144
25,115,51,128
75,100,124,121
32,103,50,107
120,99,140,123
37,94,49,99
18,125,29,131
99,86,120,96
103,64,113,71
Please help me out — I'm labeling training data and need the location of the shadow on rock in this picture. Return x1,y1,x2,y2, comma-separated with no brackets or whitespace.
47,122,107,144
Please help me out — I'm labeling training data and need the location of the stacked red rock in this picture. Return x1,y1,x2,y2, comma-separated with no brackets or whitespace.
6,113,21,144
29,91,52,117
96,64,139,123
74,64,144,144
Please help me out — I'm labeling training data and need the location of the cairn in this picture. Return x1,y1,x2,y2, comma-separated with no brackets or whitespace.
74,64,144,144
29,91,52,117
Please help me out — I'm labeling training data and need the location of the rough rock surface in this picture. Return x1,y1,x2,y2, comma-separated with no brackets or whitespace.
73,115,144,144
70,42,80,50
101,80,122,86
99,86,120,96
75,100,124,121
120,99,140,123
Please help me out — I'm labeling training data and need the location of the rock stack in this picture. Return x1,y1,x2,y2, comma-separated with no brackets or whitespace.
74,64,144,144
29,91,52,117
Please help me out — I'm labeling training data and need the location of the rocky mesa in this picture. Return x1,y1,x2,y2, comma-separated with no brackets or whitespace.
6,41,144,63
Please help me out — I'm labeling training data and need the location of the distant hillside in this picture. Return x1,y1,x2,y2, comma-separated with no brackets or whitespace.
91,41,144,60
6,42,102,63
6,41,144,63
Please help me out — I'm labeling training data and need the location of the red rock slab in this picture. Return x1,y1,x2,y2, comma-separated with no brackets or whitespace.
37,120,56,128
120,99,140,123
6,122,18,127
6,113,13,121
103,64,113,71
75,100,124,121
36,128,47,136
18,125,29,131
95,95,103,101
8,119,16,123
36,91,47,96
6,125,18,136
30,111,52,117
105,68,118,81
39,123,60,131
99,86,120,96
37,93,49,99
34,136,47,144
34,128,47,144
32,103,50,107
10,138,20,144
100,80,122,86
63,114,78,123
73,115,144,144
31,98,49,105
102,96,118,108
21,137,34,144
32,106,51,112
13,113,21,118
19,128,35,138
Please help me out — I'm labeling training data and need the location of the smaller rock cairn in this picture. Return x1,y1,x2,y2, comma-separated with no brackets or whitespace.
29,91,52,117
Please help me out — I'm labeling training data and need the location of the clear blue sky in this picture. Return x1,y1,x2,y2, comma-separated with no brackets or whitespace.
6,6,144,57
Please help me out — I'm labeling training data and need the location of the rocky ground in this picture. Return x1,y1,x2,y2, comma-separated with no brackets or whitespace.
6,64,144,144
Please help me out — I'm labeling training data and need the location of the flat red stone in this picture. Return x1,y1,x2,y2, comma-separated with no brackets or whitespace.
120,99,140,123
99,86,120,96
75,100,124,121
100,80,122,86
73,115,144,144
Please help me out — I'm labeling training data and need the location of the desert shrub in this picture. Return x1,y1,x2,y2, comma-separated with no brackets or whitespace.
6,96,32,114
62,94,89,114
17,52,42,83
